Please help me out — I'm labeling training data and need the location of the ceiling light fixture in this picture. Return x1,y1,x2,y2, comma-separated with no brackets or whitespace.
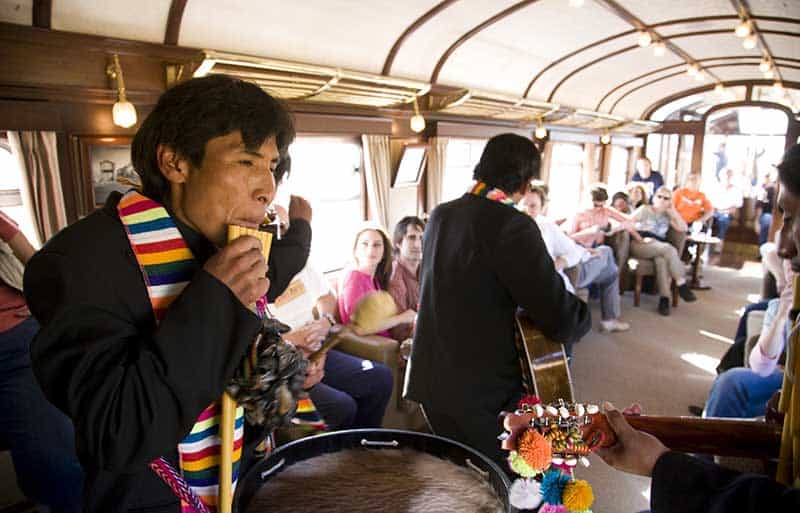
763,69,775,80
653,42,666,57
695,71,706,82
714,83,725,95
734,19,751,38
534,118,547,139
600,131,611,145
410,96,426,133
637,31,652,48
773,81,784,94
686,63,699,77
758,57,772,72
568,0,585,7
107,54,137,128
743,34,758,49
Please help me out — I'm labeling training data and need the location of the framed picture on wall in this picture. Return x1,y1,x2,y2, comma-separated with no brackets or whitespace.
73,136,139,213
393,144,427,187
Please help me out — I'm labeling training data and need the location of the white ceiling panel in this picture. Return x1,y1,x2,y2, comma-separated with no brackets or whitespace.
780,68,800,83
756,20,800,33
0,0,32,25
181,0,433,75
620,0,735,25
52,0,170,43
670,32,763,60
763,34,800,60
612,73,708,118
657,18,737,38
712,64,766,81
437,0,629,98
598,63,717,112
390,0,520,82
551,48,683,113
749,0,800,19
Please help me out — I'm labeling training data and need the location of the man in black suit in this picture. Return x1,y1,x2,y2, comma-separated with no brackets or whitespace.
405,133,590,470
23,75,310,513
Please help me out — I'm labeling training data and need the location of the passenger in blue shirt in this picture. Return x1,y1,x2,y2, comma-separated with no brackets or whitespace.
631,156,665,202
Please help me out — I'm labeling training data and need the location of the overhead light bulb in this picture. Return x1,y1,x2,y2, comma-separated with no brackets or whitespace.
112,100,137,128
735,20,751,38
410,114,426,133
569,0,585,6
653,42,666,57
758,58,772,72
534,120,547,139
695,71,706,82
763,69,775,79
714,83,725,95
637,31,652,48
743,34,757,49
686,64,699,77
600,132,611,145
773,81,784,94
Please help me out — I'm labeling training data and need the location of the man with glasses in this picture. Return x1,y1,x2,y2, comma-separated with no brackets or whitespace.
630,186,697,315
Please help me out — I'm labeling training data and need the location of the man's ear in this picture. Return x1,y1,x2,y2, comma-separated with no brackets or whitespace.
156,144,189,185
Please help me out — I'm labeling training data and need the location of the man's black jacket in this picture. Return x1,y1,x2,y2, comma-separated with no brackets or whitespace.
406,193,590,415
23,192,310,513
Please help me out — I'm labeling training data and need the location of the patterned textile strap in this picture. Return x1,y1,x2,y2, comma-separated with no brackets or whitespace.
468,181,516,206
117,191,249,513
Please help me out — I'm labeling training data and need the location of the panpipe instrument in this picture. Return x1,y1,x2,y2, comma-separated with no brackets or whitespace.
515,314,784,461
220,224,273,513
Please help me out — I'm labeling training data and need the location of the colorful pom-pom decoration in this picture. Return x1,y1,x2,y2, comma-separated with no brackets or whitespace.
508,451,538,478
539,504,569,513
518,394,542,408
562,479,594,512
508,478,542,510
541,468,570,505
518,428,552,471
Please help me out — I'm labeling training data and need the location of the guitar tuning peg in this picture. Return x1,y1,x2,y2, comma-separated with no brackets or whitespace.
580,456,590,467
575,403,585,417
586,404,600,414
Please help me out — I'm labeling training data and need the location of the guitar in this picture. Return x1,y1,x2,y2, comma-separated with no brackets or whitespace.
513,313,782,459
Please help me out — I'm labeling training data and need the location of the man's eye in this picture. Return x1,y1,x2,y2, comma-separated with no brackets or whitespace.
239,160,254,167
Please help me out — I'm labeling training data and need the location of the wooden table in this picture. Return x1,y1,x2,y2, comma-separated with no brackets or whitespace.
687,233,721,289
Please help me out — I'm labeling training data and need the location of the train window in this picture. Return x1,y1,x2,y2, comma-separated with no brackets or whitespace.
606,146,630,197
649,87,747,122
0,140,40,247
752,87,800,115
546,142,585,221
441,138,487,202
285,137,363,273
646,133,694,188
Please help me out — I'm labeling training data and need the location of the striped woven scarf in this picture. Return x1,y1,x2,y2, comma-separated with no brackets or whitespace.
468,181,516,206
117,191,246,513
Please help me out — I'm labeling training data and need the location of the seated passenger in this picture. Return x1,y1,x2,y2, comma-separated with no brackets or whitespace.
387,216,424,342
521,185,629,333
568,184,637,249
627,182,648,210
631,156,665,200
710,167,744,251
338,224,415,336
673,173,713,227
269,261,393,430
629,186,697,315
611,191,632,214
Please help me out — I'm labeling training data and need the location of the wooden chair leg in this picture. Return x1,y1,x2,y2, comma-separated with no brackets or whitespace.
671,280,679,307
634,273,642,307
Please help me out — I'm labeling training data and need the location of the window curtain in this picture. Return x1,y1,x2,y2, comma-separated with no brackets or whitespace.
8,131,68,244
425,137,448,212
361,134,392,229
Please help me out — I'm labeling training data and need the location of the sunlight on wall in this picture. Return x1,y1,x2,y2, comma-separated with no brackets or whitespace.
680,352,720,375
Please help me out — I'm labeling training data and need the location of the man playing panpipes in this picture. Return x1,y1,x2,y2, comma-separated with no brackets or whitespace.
24,75,310,513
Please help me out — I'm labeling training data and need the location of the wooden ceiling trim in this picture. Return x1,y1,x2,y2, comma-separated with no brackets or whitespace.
381,0,457,76
523,14,799,98
595,55,800,110
429,0,541,84
642,79,800,119
165,0,188,46
610,65,800,114
546,28,799,103
32,0,51,29
730,0,784,84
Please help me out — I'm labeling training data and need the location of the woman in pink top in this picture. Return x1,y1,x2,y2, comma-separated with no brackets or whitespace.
569,185,638,249
338,225,415,336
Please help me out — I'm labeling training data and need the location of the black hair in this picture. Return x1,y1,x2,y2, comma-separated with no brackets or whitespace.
273,154,291,185
778,144,800,196
611,191,629,204
590,185,609,202
392,216,426,254
132,74,295,203
472,133,540,195
527,184,548,204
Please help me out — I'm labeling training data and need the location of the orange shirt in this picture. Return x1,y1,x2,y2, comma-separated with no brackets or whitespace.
674,188,712,223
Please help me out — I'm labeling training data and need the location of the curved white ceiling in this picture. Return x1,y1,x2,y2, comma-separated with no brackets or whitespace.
0,0,797,119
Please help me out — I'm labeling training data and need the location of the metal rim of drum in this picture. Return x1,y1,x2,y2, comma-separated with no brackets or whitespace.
234,428,516,513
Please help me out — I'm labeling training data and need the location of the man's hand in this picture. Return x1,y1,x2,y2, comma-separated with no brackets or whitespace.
289,195,312,223
554,255,568,270
596,402,668,477
301,318,330,349
303,353,326,389
204,235,269,306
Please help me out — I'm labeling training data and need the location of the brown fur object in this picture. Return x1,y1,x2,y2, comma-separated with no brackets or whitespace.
244,448,505,513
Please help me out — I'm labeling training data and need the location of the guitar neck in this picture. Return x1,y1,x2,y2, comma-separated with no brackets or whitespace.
622,414,781,459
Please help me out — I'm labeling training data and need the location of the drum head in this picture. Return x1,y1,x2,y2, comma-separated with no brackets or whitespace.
234,428,516,513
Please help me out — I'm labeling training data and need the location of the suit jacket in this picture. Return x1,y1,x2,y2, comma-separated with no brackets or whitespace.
23,192,310,513
405,194,590,415
651,451,800,513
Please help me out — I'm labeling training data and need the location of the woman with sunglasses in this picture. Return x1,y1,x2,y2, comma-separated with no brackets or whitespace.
630,186,697,316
